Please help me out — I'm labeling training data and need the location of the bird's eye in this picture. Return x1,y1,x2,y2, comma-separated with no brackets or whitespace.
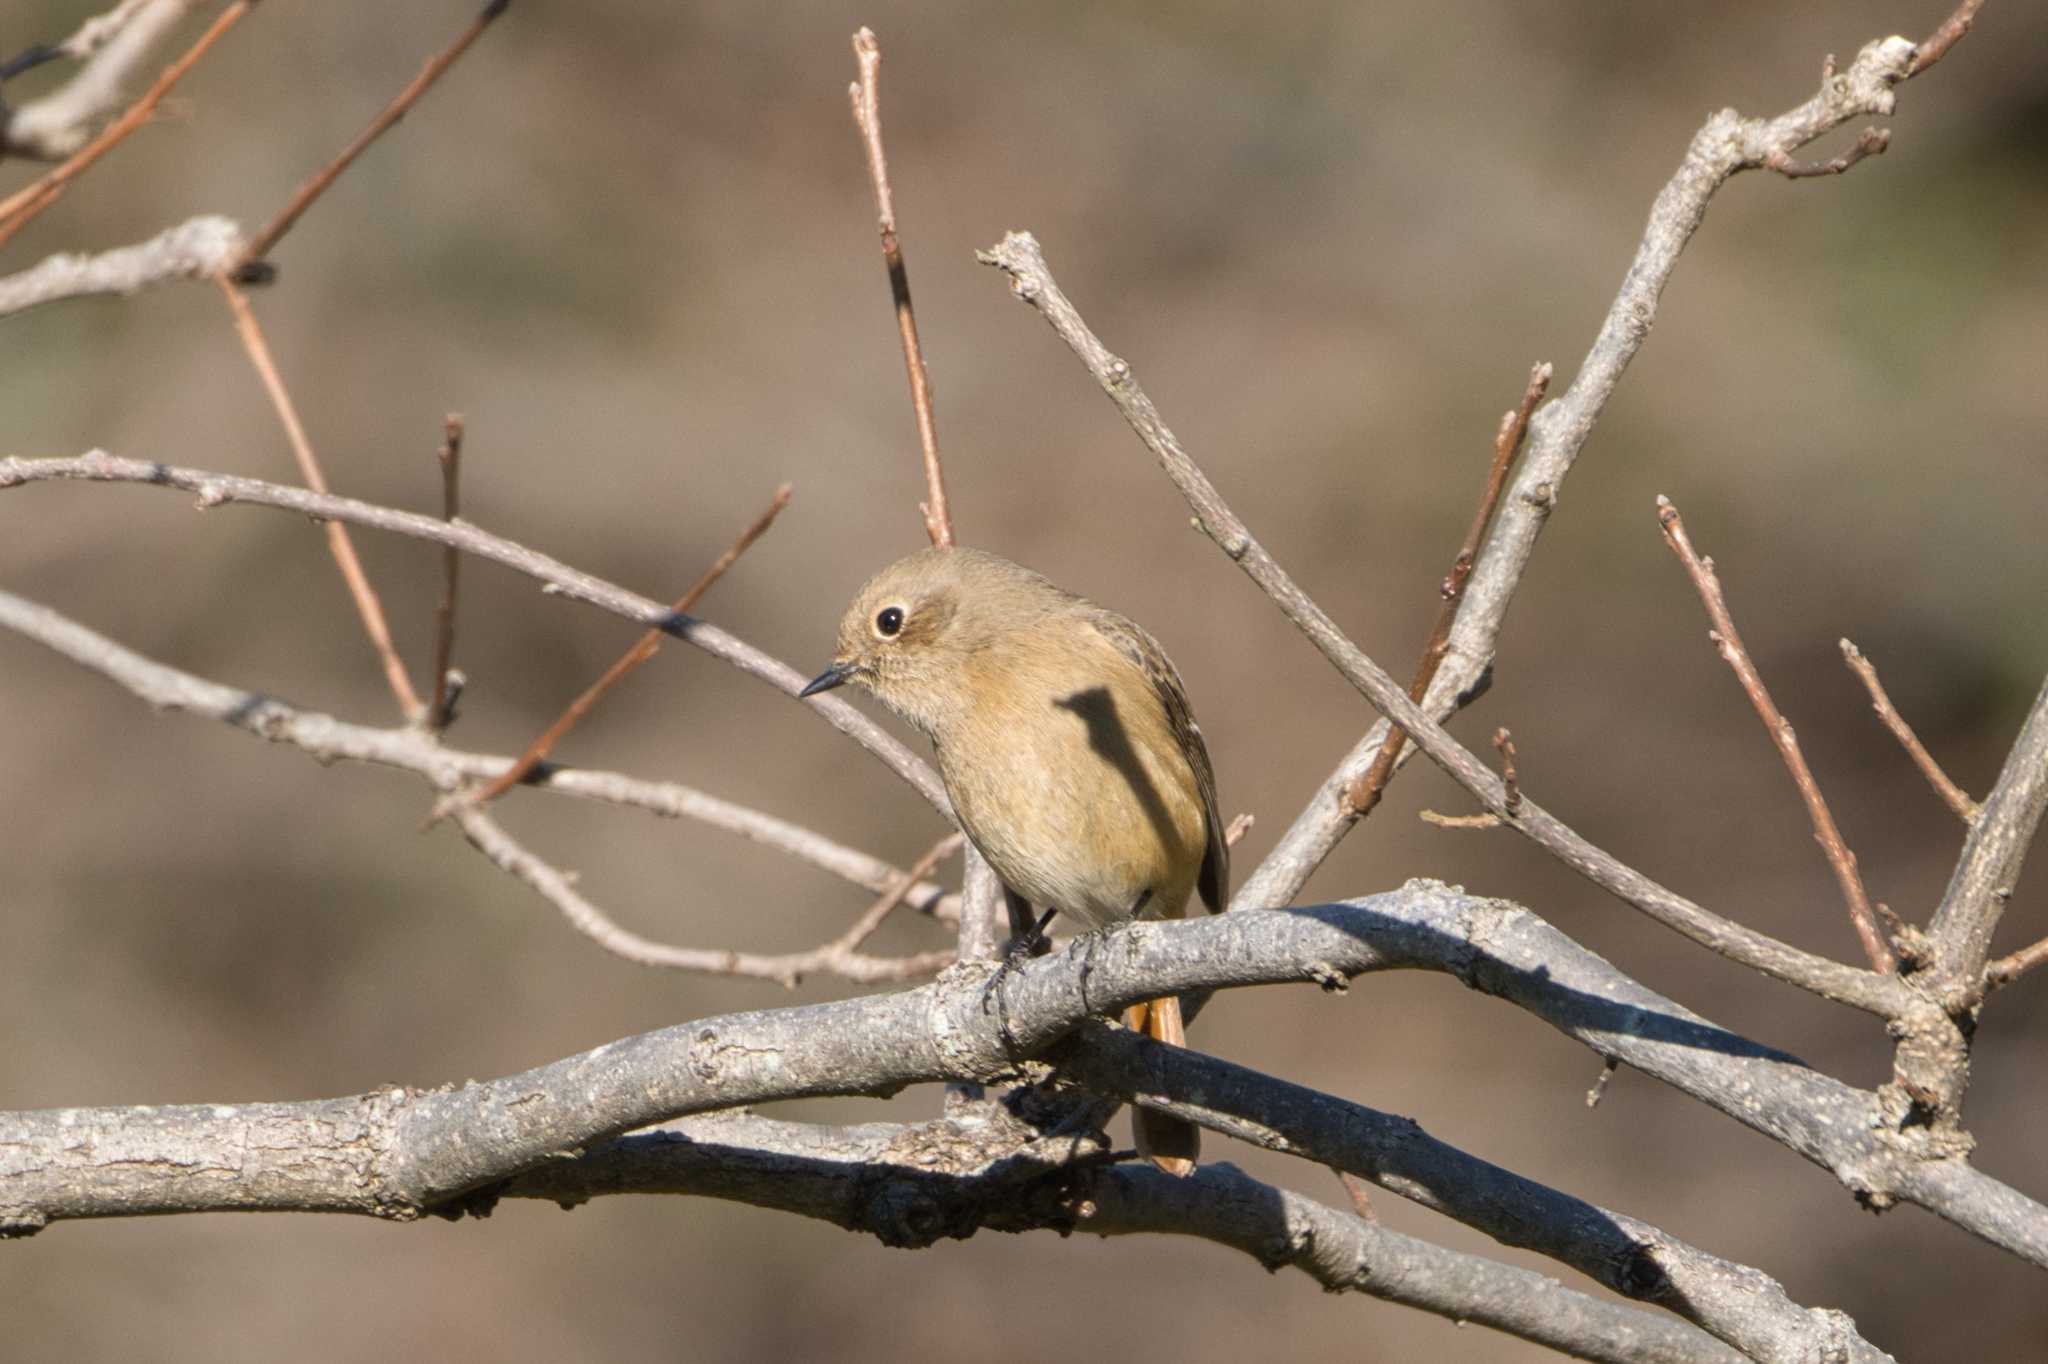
875,606,905,637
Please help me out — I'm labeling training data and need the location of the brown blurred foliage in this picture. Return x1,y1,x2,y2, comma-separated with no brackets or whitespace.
4,2,2046,1359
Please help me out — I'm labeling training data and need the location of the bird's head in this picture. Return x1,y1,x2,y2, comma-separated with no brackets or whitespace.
800,547,1062,736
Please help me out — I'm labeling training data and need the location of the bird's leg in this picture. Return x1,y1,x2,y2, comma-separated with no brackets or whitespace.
980,903,1061,1052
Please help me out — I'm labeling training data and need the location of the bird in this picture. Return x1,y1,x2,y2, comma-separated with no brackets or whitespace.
801,546,1227,1175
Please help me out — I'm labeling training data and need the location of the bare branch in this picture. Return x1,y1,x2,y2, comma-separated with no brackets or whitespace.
1342,361,1549,819
977,232,1905,1016
457,481,793,809
216,275,426,720
0,453,949,811
1494,725,1521,816
1233,27,1942,917
0,586,959,925
0,0,255,248
0,214,242,317
1986,935,2048,992
1765,126,1890,179
1928,671,2048,991
2,888,1938,1359
426,415,465,732
452,804,952,986
1,0,197,160
847,27,951,548
230,0,511,278
1657,497,1894,972
513,1117,1747,1364
1907,0,1986,77
1840,639,1979,825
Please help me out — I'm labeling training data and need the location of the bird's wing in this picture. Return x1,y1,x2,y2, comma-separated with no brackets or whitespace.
1086,610,1229,915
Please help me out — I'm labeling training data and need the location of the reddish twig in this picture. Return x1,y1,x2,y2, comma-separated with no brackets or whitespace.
847,27,952,549
1840,639,1978,825
1342,362,1550,816
216,273,425,721
1907,0,1985,77
426,415,465,732
1986,934,2048,992
229,0,510,279
1493,727,1520,817
1765,126,1889,179
457,483,794,810
822,832,964,957
1656,497,1895,973
1585,1057,1620,1110
0,0,255,250
1337,1171,1379,1223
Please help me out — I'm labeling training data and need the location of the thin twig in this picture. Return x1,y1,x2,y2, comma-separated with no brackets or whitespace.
215,275,425,721
1656,497,1893,973
1908,0,1986,76
0,581,962,924
426,415,465,732
229,0,510,278
1586,1057,1620,1109
0,0,254,249
1222,811,1254,848
824,832,963,956
1341,362,1549,817
458,482,793,810
1336,1170,1378,1223
453,803,953,986
1765,126,1889,179
0,452,950,810
979,232,1907,1016
1840,638,1978,825
1229,27,1944,918
1418,810,1502,829
1986,935,2048,992
847,27,951,549
1493,726,1520,816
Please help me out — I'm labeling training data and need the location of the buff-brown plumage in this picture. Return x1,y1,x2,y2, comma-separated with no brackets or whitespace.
806,546,1226,1174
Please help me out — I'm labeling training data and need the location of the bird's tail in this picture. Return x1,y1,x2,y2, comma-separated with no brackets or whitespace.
1127,995,1199,1176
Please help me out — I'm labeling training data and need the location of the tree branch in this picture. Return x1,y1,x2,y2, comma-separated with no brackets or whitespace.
0,213,242,316
1,1,196,160
977,232,1905,1017
229,0,510,279
0,587,959,924
506,1116,1748,1364
1229,24,1948,918
216,276,427,720
847,26,951,549
451,803,953,985
5,884,1939,1359
1928,671,2048,995
1657,497,1894,972
0,0,255,248
456,481,793,810
0,452,950,812
1841,638,1979,825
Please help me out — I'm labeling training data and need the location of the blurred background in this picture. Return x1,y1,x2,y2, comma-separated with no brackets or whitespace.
3,1,2045,1358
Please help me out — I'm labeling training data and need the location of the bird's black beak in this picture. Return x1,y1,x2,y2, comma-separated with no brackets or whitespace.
799,660,856,698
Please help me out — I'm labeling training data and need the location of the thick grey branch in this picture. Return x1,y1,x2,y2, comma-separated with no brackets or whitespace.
978,231,1903,1018
16,885,2031,1356
0,215,243,316
0,452,948,813
507,1113,1743,1364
